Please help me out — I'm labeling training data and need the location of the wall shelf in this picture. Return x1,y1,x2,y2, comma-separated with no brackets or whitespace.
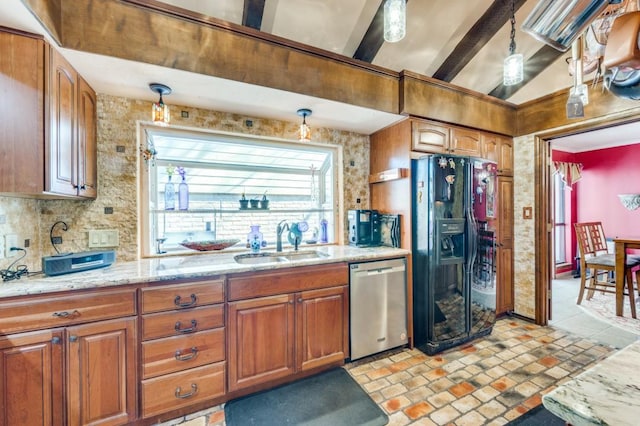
369,168,408,184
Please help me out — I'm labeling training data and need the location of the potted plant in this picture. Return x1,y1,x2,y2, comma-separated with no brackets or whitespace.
239,190,249,209
260,191,269,209
249,196,260,209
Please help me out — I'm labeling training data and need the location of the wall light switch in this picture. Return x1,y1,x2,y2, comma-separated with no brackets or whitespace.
88,230,119,248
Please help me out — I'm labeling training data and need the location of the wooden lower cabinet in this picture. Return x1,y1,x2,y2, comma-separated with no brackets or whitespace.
496,246,514,315
496,176,514,315
66,317,137,426
0,318,136,426
227,285,348,393
0,329,64,426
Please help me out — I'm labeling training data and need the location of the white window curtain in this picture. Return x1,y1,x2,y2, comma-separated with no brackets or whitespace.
553,161,583,189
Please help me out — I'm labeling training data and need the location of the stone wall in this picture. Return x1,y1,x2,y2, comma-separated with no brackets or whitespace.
512,135,536,319
0,94,370,273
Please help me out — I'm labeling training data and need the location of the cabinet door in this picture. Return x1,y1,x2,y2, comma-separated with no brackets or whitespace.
411,120,449,153
48,48,78,196
496,176,514,315
66,317,137,426
482,133,499,163
77,77,97,198
227,294,295,392
0,29,45,194
450,127,482,157
498,137,514,176
296,286,348,371
0,329,64,426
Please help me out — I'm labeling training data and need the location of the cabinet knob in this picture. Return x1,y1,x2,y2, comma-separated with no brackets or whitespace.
69,335,78,343
51,336,62,345
175,383,198,399
297,297,303,303
174,319,198,334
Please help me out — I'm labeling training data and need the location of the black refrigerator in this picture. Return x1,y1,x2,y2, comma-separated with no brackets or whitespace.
412,154,497,355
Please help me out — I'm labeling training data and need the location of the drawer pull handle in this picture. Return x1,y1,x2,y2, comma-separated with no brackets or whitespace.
175,347,198,361
174,319,198,334
52,310,79,318
175,383,198,399
174,294,197,308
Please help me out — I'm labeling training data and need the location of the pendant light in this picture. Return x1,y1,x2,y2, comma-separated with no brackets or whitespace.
384,0,406,43
297,108,312,141
149,83,171,126
503,0,523,86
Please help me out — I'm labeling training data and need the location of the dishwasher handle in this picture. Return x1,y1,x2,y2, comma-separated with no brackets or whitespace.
355,265,405,276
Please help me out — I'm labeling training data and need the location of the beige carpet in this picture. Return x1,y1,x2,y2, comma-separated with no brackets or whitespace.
579,292,640,335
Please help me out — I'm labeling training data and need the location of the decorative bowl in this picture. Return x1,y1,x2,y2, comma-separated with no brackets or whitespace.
180,239,240,251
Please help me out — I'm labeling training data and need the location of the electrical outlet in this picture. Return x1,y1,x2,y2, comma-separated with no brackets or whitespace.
5,234,18,258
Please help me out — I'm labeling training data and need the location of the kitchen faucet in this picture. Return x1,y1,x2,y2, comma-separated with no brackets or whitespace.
276,220,289,252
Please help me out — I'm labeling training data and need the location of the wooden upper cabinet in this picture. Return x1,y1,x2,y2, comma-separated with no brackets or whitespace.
498,137,514,175
49,50,78,196
450,127,482,157
411,119,449,153
482,134,513,175
0,27,97,199
0,29,45,195
77,77,98,198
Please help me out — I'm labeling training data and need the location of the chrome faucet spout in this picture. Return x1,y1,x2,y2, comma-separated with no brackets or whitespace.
276,220,289,252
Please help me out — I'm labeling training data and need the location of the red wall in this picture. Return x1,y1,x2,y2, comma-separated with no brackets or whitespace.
553,144,640,271
574,144,640,238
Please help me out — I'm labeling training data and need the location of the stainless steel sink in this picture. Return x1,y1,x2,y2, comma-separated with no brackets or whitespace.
233,250,328,264
233,253,287,264
279,250,329,261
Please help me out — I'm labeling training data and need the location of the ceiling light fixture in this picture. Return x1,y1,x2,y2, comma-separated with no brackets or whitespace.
503,0,523,86
149,83,171,126
384,0,406,43
297,108,312,141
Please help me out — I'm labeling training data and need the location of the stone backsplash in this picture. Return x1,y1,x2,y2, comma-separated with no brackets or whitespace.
0,94,369,274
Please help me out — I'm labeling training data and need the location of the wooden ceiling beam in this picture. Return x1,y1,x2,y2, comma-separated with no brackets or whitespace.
432,0,527,82
242,0,266,30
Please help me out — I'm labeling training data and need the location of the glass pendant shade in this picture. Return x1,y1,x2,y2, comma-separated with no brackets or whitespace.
384,0,406,43
149,83,171,126
297,108,312,141
503,53,523,86
152,98,170,126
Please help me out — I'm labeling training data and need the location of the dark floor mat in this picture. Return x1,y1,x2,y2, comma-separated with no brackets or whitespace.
224,367,388,426
506,404,565,425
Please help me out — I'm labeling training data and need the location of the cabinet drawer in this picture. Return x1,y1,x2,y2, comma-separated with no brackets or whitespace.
141,279,224,313
141,362,225,418
228,263,348,301
141,328,225,379
141,304,224,340
0,289,136,334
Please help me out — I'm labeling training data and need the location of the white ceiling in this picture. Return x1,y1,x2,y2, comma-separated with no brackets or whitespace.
550,121,640,153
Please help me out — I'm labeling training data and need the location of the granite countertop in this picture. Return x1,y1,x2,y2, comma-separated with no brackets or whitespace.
0,245,409,299
542,340,640,426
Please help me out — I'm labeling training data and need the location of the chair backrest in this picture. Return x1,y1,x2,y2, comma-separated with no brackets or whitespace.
574,222,609,259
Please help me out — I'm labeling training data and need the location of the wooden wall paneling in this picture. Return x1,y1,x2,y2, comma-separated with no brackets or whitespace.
21,0,399,114
516,85,640,136
399,71,517,136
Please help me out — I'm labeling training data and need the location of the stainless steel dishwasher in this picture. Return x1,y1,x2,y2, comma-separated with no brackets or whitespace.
350,258,408,360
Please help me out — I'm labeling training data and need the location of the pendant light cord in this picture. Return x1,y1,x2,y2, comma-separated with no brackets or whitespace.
509,0,516,55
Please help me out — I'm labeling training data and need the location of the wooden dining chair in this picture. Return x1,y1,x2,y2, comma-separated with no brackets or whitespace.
574,222,640,318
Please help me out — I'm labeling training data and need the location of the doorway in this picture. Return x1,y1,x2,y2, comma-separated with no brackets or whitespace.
535,119,640,325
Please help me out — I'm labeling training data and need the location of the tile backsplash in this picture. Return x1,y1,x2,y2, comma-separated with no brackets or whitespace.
0,94,370,274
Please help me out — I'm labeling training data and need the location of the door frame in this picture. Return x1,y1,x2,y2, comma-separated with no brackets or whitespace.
532,114,640,325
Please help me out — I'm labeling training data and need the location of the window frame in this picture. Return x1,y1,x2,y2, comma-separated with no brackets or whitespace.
137,123,343,258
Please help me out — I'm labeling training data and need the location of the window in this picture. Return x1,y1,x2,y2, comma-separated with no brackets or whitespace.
553,173,567,265
139,126,340,257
